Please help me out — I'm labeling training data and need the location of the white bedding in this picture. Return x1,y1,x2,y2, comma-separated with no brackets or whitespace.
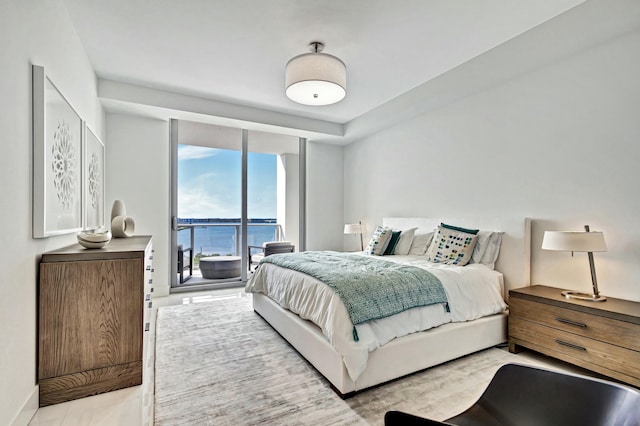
245,253,507,381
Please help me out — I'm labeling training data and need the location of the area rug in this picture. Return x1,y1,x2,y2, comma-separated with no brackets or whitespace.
154,295,540,425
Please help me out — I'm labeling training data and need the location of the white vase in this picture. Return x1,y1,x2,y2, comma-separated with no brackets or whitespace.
111,215,135,238
111,200,126,222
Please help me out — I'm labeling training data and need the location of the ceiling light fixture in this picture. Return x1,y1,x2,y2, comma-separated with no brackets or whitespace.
285,42,346,106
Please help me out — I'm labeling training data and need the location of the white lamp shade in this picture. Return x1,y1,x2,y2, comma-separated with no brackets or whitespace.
286,52,346,106
542,231,607,252
344,223,366,234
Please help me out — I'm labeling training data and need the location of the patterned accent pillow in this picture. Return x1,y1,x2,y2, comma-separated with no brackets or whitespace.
365,226,393,255
425,226,478,266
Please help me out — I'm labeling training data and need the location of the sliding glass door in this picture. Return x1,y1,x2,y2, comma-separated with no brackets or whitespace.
170,120,301,290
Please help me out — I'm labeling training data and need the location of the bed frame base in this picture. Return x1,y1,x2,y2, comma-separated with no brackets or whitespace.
252,293,507,397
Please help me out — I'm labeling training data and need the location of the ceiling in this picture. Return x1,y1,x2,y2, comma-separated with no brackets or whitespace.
63,0,585,127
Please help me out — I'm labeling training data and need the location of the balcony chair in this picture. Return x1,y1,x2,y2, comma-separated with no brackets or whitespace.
177,244,193,283
248,241,295,271
384,363,640,426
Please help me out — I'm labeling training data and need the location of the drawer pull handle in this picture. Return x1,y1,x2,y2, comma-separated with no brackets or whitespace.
556,339,586,351
555,318,587,328
148,279,153,284
145,322,150,332
145,294,150,301
148,301,152,308
146,266,151,271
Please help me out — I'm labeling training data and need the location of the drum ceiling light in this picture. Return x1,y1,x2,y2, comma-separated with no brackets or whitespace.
285,42,346,106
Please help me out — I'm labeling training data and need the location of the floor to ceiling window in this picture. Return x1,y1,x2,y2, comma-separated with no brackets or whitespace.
169,120,301,291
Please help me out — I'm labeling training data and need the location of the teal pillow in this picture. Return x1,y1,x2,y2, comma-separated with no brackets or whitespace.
384,230,402,255
441,222,479,235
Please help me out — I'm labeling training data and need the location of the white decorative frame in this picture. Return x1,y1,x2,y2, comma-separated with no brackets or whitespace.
83,125,105,230
32,65,84,238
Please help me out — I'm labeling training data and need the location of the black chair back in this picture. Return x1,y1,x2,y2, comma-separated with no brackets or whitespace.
385,363,640,426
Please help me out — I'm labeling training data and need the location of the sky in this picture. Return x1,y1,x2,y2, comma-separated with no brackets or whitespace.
177,145,277,219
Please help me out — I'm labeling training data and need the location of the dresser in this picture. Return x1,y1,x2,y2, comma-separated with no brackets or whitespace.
509,285,640,388
38,236,154,406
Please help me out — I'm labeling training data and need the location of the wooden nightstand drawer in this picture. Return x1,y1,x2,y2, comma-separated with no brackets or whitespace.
509,297,640,351
508,285,640,388
510,316,640,380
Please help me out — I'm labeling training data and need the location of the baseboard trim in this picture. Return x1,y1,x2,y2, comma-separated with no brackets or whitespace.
11,386,38,426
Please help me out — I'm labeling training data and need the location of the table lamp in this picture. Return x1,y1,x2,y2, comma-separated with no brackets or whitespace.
542,225,607,302
344,221,367,251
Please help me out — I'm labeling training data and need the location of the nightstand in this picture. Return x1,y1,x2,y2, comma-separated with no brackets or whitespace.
508,285,640,388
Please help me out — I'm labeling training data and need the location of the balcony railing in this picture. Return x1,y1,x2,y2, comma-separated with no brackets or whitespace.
178,222,284,257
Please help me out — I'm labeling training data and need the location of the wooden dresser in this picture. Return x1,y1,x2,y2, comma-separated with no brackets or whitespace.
38,236,154,406
509,285,640,388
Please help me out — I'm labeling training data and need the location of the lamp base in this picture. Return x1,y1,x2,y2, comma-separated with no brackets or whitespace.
561,290,607,302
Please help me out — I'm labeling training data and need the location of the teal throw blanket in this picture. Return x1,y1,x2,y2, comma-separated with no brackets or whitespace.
261,251,449,341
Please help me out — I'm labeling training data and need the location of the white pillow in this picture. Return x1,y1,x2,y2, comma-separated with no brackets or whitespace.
392,227,417,255
471,231,492,264
481,232,504,269
408,232,434,255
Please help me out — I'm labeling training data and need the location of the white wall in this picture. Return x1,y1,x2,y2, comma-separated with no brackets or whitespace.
306,142,344,251
344,28,640,301
0,1,104,424
106,114,170,297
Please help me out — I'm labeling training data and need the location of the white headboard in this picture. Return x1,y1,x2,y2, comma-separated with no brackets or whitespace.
383,217,531,297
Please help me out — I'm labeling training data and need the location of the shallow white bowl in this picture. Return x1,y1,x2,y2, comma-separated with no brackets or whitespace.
77,230,112,248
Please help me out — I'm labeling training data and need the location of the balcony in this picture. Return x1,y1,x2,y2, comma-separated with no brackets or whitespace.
176,221,284,287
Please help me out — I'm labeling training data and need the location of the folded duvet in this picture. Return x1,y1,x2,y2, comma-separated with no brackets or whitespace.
246,253,507,381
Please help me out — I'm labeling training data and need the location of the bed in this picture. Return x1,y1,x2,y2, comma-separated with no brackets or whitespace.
246,217,531,397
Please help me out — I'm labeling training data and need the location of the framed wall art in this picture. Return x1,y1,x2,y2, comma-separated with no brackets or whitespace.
32,65,83,238
83,125,105,230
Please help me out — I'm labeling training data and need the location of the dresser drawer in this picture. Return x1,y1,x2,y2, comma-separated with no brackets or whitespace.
509,297,640,351
144,246,154,305
144,278,154,299
143,297,153,328
143,248,153,333
510,316,640,380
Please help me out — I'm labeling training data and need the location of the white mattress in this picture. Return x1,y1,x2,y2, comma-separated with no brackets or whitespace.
245,253,507,381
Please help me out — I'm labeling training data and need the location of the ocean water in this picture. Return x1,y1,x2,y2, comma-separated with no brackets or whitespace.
177,221,278,256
